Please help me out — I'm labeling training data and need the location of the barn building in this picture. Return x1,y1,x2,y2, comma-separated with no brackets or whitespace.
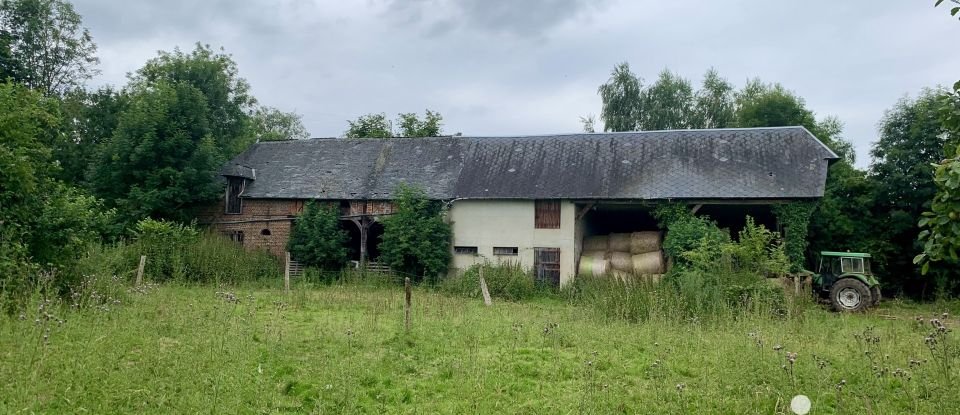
201,126,838,286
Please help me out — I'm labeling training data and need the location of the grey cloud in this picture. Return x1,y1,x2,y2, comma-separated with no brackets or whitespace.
386,0,611,38
72,0,960,166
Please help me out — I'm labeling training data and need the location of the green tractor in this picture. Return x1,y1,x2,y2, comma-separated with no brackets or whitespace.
812,251,881,312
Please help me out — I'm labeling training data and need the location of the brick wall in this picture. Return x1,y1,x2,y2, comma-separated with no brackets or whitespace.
199,198,395,259
199,199,304,258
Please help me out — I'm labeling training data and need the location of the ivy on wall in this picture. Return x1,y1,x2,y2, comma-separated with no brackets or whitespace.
771,202,817,272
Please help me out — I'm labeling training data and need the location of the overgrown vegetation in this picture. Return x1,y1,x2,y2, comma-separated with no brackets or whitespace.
2,282,957,413
771,202,817,272
439,261,543,301
378,184,452,281
652,203,729,267
288,202,349,270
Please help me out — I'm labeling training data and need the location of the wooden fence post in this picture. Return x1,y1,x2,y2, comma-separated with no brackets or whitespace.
404,277,412,332
135,255,146,286
284,251,291,294
479,267,492,306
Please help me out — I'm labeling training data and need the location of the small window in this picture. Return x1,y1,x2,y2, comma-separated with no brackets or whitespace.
227,230,244,245
534,247,561,287
841,257,864,273
225,177,244,214
260,229,271,236
493,247,518,256
535,200,561,229
454,246,478,255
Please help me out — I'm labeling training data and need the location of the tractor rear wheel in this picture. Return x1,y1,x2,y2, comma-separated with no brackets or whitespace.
830,279,871,312
870,286,882,306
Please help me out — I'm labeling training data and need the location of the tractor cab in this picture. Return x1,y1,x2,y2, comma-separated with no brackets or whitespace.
814,251,881,312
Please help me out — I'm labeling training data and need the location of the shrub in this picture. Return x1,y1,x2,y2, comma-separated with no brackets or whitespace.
132,218,199,281
287,202,349,270
379,184,452,281
569,217,791,322
670,217,789,316
129,218,279,284
183,233,279,284
441,262,541,301
653,204,730,266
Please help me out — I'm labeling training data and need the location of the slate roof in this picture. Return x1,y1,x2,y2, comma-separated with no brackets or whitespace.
223,126,838,201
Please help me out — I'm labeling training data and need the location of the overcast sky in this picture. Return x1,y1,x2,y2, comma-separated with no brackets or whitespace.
73,0,958,168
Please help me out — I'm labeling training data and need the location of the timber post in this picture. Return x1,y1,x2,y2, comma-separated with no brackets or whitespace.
135,255,146,286
404,277,411,331
284,251,291,294
480,267,492,306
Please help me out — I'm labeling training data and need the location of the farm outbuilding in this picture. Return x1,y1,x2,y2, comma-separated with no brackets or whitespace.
200,126,838,286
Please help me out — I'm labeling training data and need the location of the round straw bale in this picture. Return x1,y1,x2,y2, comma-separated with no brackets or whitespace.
583,235,609,252
578,256,610,276
632,251,665,274
629,231,661,254
581,250,608,260
610,251,633,271
609,233,631,252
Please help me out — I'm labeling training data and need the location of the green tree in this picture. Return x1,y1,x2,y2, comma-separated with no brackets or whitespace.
639,69,694,130
345,110,445,138
251,106,309,141
52,87,127,184
397,109,443,137
129,43,255,155
934,0,960,20
378,184,452,280
0,0,98,95
871,90,954,295
344,113,392,138
0,26,22,82
579,114,596,133
0,82,114,298
89,81,222,225
916,74,960,294
287,202,349,270
691,68,735,129
735,80,817,130
0,82,59,282
597,62,642,132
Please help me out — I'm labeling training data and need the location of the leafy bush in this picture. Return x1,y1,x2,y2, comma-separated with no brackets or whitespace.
379,184,452,281
771,202,816,272
653,204,730,266
568,217,791,322
132,218,200,281
671,217,789,316
441,262,542,301
288,202,349,270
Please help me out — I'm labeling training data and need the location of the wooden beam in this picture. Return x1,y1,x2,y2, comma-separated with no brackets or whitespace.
691,204,703,214
575,202,596,221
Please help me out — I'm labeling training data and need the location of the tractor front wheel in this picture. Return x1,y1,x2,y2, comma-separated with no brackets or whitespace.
830,279,872,312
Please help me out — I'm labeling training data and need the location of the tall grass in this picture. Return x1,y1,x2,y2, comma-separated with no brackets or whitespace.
55,231,280,297
440,262,554,301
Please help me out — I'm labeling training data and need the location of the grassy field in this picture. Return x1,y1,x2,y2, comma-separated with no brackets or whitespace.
1,282,959,414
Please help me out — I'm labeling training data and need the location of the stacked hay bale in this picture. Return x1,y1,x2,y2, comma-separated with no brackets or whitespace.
577,232,665,282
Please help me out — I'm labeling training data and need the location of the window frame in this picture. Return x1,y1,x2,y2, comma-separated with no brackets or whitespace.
533,247,561,287
534,200,561,229
454,246,479,255
225,177,245,215
493,246,519,256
